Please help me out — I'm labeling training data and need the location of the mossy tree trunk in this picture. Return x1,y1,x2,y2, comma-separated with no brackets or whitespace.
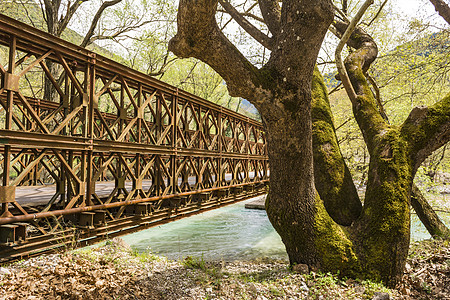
169,0,450,287
333,19,450,285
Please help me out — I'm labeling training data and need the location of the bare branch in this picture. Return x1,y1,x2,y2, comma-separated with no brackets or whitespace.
80,0,123,48
18,0,38,27
429,0,450,25
328,81,343,95
332,4,350,23
218,2,258,30
169,0,265,103
57,0,87,36
335,0,374,102
218,0,274,50
217,8,265,23
148,55,178,77
362,0,388,27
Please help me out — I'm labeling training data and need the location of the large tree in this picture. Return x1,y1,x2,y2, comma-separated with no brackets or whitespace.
168,0,449,286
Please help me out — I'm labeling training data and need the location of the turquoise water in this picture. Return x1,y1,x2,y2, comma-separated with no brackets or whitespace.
121,197,450,261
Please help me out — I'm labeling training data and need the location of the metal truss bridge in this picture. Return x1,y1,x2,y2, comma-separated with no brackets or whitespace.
0,15,269,262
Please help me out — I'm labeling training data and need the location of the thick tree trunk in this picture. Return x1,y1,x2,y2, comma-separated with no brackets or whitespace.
311,68,362,226
411,184,450,239
265,102,318,265
354,131,412,286
263,77,359,276
265,105,360,275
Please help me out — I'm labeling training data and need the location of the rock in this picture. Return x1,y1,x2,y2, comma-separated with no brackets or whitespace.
372,292,390,300
299,281,309,292
0,267,11,275
292,263,309,274
355,285,366,294
110,237,132,252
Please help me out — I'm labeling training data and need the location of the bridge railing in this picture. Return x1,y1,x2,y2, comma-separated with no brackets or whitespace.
0,14,268,250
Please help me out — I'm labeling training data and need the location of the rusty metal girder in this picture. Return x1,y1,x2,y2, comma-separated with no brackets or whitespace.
0,14,269,261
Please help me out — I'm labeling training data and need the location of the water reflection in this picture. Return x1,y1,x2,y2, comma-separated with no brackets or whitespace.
122,196,449,261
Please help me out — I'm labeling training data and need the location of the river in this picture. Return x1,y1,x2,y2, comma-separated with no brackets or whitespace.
121,195,450,262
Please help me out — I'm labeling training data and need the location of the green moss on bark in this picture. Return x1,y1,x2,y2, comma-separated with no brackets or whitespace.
311,67,362,225
313,193,361,276
357,129,413,286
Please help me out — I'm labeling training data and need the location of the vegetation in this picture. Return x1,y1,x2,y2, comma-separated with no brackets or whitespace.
0,0,259,119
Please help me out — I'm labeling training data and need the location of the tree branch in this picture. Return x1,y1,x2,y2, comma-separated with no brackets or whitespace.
411,184,450,240
217,8,265,23
429,0,450,25
333,4,350,23
169,0,266,104
80,0,123,48
218,0,274,49
258,0,281,35
400,94,450,173
57,0,87,36
43,0,55,33
362,0,388,27
87,20,154,44
334,16,389,150
218,2,258,30
335,0,374,102
312,67,361,226
19,0,38,28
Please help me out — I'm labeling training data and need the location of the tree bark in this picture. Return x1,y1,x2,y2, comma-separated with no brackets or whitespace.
429,0,450,24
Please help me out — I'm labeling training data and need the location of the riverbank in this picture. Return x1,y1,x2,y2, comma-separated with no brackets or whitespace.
0,238,448,299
